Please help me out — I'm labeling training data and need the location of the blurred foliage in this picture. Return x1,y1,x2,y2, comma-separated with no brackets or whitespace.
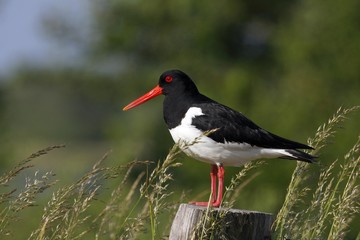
0,0,359,238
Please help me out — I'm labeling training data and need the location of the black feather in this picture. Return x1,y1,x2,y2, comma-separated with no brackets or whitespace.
190,95,313,150
281,149,317,163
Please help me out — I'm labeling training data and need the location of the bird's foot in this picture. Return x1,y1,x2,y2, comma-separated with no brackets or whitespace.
189,201,221,208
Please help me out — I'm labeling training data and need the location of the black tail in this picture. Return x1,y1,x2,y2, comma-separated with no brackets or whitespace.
281,149,317,163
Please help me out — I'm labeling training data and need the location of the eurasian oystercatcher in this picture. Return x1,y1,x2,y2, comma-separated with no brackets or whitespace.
123,70,315,207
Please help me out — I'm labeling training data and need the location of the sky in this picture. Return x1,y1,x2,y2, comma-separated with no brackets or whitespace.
0,0,89,76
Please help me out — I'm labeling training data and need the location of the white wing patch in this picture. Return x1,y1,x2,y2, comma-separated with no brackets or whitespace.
169,107,204,145
181,107,204,125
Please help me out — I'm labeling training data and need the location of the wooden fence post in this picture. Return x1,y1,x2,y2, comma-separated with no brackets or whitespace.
169,204,273,240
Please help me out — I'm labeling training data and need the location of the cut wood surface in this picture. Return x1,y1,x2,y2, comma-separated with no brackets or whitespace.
169,204,273,240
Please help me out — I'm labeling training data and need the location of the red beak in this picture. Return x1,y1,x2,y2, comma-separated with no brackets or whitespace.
123,85,163,111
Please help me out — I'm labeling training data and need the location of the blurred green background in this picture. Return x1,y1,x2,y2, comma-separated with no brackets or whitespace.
0,0,359,238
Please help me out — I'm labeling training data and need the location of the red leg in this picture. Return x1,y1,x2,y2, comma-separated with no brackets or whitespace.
191,165,218,206
212,165,224,207
210,165,217,202
190,164,224,207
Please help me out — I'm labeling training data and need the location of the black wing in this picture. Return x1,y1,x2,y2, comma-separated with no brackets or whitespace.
191,101,313,150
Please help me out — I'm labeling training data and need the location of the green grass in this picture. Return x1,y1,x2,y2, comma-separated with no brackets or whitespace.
0,106,359,239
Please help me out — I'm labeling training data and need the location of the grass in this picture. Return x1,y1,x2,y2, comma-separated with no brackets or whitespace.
273,106,360,240
0,106,359,239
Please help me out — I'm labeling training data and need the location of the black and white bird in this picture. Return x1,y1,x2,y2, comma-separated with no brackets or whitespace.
123,70,315,207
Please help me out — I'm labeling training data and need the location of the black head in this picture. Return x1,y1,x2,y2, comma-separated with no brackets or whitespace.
123,69,199,111
158,70,199,96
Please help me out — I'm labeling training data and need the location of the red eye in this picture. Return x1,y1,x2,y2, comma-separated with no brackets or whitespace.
165,75,173,83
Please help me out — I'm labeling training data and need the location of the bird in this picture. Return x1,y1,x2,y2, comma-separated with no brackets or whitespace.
123,69,315,207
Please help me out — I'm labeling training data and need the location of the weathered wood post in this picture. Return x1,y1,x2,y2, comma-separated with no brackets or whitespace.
169,204,272,240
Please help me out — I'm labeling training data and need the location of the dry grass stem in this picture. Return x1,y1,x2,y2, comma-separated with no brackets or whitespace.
274,106,360,240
